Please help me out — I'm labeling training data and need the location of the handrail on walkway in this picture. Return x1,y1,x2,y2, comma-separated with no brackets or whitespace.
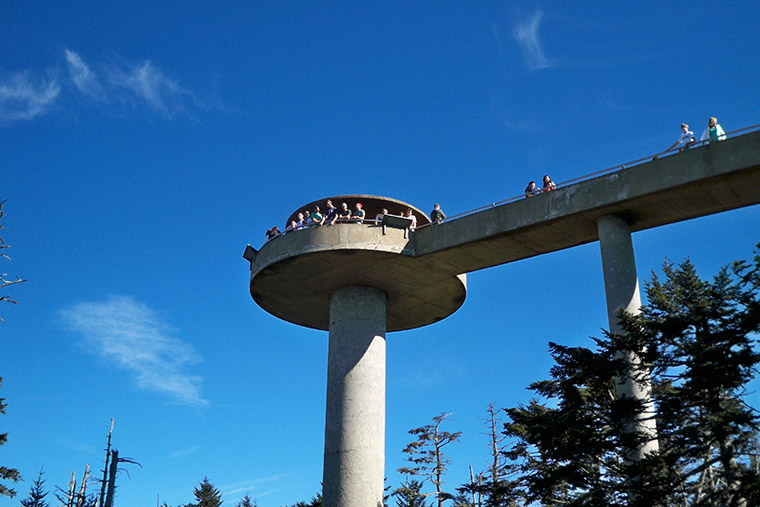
413,123,760,231
262,123,760,243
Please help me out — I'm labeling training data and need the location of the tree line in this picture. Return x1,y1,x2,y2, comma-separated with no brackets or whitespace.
394,246,760,507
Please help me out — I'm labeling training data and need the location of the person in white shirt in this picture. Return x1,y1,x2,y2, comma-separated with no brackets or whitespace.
404,208,417,231
295,212,306,230
665,123,697,153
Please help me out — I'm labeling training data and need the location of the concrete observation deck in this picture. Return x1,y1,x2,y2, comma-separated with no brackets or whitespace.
246,130,760,332
247,195,466,332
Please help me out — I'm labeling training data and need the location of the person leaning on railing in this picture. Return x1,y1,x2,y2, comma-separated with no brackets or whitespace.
336,202,351,222
325,200,338,225
404,208,417,230
664,123,698,153
702,116,726,143
352,203,365,224
311,205,324,226
295,212,307,230
525,181,539,197
265,225,281,241
430,203,446,224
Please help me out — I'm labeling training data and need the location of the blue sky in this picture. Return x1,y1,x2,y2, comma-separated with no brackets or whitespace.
2,2,759,505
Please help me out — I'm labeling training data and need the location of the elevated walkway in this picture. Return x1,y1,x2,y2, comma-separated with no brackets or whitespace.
247,130,760,332
413,130,760,274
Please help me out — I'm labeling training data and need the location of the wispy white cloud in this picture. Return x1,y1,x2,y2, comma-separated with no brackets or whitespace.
222,476,283,496
59,438,98,454
60,295,208,406
514,11,552,71
65,49,105,100
170,444,201,458
1,50,204,124
108,60,197,117
0,71,60,121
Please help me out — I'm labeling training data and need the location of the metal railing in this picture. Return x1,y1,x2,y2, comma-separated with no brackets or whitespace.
264,215,385,242
264,123,760,241
413,123,760,231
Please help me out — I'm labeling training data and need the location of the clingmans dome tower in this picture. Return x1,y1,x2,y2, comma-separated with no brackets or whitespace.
245,129,760,507
245,195,466,507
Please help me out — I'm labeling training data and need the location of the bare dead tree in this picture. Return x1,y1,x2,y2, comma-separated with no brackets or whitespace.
76,465,91,507
98,419,114,507
0,199,27,320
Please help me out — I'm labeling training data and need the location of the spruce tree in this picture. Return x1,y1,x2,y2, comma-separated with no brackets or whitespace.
635,256,760,505
0,377,21,497
500,246,760,506
459,404,524,507
394,478,428,507
397,413,462,507
502,340,632,506
20,468,49,507
187,477,222,507
237,493,257,507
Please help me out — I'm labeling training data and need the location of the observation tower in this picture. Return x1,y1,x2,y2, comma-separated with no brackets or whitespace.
244,195,466,507
245,129,760,507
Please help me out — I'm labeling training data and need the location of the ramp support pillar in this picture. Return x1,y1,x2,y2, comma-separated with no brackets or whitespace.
598,215,659,461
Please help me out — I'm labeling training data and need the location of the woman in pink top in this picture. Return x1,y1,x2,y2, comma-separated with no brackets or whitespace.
542,175,556,192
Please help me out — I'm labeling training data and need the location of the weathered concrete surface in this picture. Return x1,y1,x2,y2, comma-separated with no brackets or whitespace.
322,286,386,507
248,131,759,331
598,215,642,324
413,130,760,274
598,215,659,460
250,221,466,332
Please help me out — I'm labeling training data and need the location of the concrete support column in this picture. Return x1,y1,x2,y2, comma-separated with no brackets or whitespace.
323,286,386,507
597,215,659,460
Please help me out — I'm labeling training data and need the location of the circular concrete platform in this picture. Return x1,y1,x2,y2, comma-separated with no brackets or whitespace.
248,196,466,332
283,194,432,229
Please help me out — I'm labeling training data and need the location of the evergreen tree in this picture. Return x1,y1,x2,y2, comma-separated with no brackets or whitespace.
397,413,462,507
393,478,428,507
635,256,760,505
282,489,321,507
500,247,760,506
449,492,474,507
0,377,21,498
20,468,50,507
187,477,223,507
237,493,257,507
502,340,632,506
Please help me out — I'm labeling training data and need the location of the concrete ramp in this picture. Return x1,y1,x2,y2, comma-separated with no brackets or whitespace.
413,130,760,274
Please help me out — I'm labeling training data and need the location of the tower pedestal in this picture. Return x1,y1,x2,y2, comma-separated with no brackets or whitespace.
322,286,386,507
